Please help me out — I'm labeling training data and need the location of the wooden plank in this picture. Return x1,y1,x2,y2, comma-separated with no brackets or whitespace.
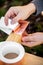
6,32,43,65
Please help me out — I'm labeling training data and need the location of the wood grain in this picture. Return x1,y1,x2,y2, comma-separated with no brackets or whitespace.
6,32,43,65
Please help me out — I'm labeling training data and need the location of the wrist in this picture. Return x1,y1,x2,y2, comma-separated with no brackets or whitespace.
26,3,36,14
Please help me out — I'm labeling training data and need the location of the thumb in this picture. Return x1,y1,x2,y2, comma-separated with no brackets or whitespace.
11,14,22,24
22,35,34,42
22,36,29,42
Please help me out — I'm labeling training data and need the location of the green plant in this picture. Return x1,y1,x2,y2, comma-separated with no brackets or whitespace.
0,0,6,7
0,8,7,17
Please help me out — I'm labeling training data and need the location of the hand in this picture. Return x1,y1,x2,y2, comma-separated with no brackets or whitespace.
4,3,36,25
22,32,43,47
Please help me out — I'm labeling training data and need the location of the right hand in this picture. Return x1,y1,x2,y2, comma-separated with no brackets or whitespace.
4,3,36,25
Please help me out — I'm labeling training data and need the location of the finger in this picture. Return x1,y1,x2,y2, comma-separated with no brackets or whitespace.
11,16,20,24
22,41,41,47
19,20,29,24
22,34,34,42
4,11,15,25
22,31,29,36
11,11,30,24
11,12,25,24
4,13,10,25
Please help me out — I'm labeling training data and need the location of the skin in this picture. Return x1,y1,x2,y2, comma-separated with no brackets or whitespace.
22,32,43,47
41,11,43,16
4,3,36,25
4,3,43,47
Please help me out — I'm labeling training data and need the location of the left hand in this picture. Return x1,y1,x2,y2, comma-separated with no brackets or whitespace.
22,32,43,47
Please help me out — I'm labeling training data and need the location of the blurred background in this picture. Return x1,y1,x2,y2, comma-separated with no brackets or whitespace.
0,0,43,57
